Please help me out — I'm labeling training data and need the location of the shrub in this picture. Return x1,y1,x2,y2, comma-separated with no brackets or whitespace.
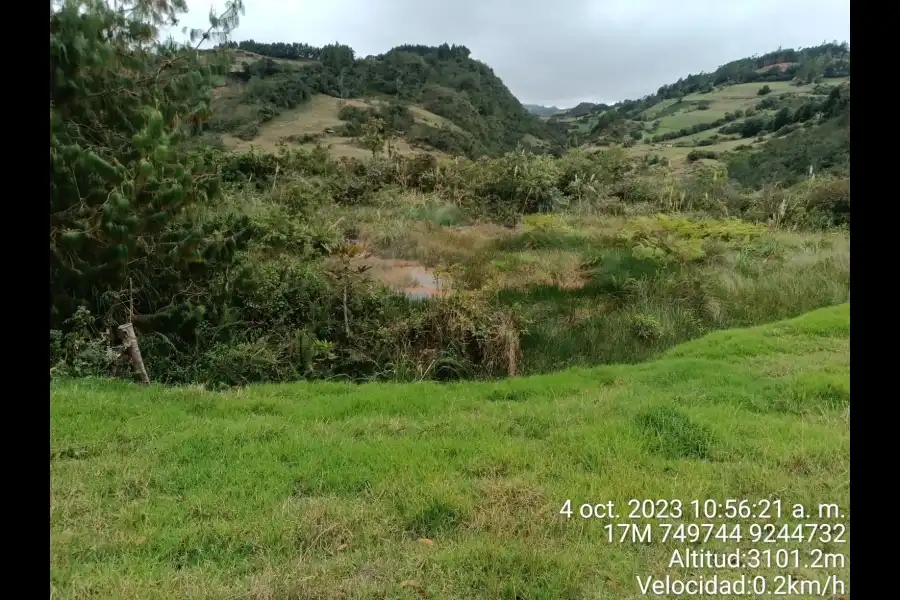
615,215,766,264
630,313,664,342
50,307,118,379
687,149,718,162
740,118,767,138
788,176,851,229
756,96,779,110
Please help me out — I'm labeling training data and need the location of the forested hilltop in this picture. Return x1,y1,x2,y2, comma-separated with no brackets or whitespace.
203,39,567,157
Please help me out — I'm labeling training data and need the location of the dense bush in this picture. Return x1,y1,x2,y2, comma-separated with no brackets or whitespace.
51,132,851,385
687,149,719,162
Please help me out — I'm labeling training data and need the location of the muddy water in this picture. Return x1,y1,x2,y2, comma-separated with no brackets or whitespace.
355,257,448,300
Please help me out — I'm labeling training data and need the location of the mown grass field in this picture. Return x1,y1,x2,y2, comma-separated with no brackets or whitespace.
50,304,850,599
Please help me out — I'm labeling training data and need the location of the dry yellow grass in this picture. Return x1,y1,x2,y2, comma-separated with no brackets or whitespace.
221,95,374,152
489,250,587,290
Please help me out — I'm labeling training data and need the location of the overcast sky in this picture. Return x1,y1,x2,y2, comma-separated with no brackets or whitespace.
180,0,849,107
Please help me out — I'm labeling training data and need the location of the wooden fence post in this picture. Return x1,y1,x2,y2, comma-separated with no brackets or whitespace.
117,323,150,385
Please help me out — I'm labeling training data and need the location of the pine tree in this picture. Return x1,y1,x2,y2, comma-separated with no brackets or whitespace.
50,0,244,328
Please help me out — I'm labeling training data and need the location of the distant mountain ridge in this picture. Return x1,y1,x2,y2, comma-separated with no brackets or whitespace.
523,104,562,116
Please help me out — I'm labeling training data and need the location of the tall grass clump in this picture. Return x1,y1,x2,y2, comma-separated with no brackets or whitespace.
476,214,849,373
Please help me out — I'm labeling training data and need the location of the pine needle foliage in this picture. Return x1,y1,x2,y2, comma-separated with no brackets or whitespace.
50,0,244,327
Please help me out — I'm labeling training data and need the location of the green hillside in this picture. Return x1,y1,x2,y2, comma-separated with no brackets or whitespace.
204,41,566,158
50,304,850,599
551,44,849,181
203,40,850,181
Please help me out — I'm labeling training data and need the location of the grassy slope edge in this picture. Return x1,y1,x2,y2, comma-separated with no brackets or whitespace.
51,304,849,599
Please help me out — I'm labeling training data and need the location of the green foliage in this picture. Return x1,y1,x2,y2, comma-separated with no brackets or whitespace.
50,0,245,331
630,313,664,342
360,117,388,157
427,148,573,216
739,117,767,138
725,113,849,188
338,102,414,137
771,106,793,130
408,124,477,156
686,149,718,162
404,200,464,226
756,96,779,110
48,0,851,389
616,215,767,264
740,175,850,230
49,2,526,387
227,40,321,60
244,67,313,109
523,214,573,234
50,307,117,378
757,85,772,96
